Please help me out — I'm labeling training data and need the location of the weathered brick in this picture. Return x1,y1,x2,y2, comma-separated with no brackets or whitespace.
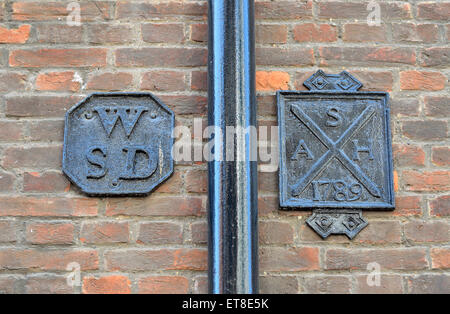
258,196,278,216
400,71,446,91
105,249,207,271
432,147,450,167
257,48,314,66
106,196,203,217
256,71,289,91
0,249,98,271
355,275,403,294
12,2,111,21
259,221,294,244
392,23,438,43
80,222,129,244
403,170,450,192
417,2,450,20
26,222,74,245
351,71,393,92
86,73,133,91
190,24,207,42
0,25,31,44
36,72,80,92
116,2,206,19
255,1,312,19
0,121,24,141
319,1,411,19
260,276,298,294
10,49,107,68
138,276,189,294
36,24,82,44
393,144,426,168
260,247,319,272
0,221,19,243
355,221,402,244
191,71,207,91
141,71,185,92
26,275,74,294
343,24,387,42
0,276,22,294
256,25,287,44
0,197,98,217
88,24,134,44
191,221,207,244
137,222,182,244
154,170,183,193
5,95,82,118
142,23,184,43
402,120,447,141
424,96,449,117
193,275,207,294
430,195,450,217
326,248,428,270
421,47,450,67
405,221,449,243
407,275,450,294
293,23,337,43
83,276,131,294
257,95,277,116
0,72,27,92
320,47,416,66
303,276,351,294
394,196,422,216
391,98,420,117
116,48,207,67
26,120,64,142
185,169,207,193
2,146,62,169
158,95,207,115
0,171,15,192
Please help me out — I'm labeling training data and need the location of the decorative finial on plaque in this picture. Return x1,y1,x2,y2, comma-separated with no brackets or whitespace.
303,70,362,91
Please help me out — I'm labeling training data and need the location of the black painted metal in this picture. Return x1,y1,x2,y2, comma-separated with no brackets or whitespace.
277,71,395,239
63,92,174,196
207,0,258,294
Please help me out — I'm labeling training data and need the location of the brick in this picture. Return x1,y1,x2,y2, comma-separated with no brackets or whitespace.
137,222,182,244
106,196,203,217
116,2,206,19
0,171,15,192
391,98,420,117
36,72,80,92
36,24,82,44
26,222,74,245
355,221,402,244
326,248,428,270
400,71,446,91
0,276,22,294
258,196,278,216
191,71,207,91
158,95,207,115
392,23,438,43
86,73,133,91
185,170,207,193
0,72,27,92
255,1,313,19
0,2,4,21
351,71,393,92
5,95,82,118
26,275,74,294
432,147,450,167
430,195,450,217
257,95,277,116
0,197,98,217
318,1,411,19
259,221,293,244
405,221,449,243
80,222,129,244
394,196,422,216
256,71,289,91
403,170,450,192
105,249,207,271
83,276,131,294
407,275,450,294
193,275,207,294
355,275,403,294
431,248,450,270
154,170,183,193
88,24,134,44
116,48,207,67
303,276,351,294
417,2,450,20
256,25,287,44
260,247,319,272
190,24,207,42
10,49,107,68
393,144,426,168
142,23,184,43
138,276,189,294
12,2,111,21
2,146,62,169
424,96,450,117
191,221,207,244
402,121,447,141
0,249,98,271
420,48,450,67
293,23,336,43
0,221,19,243
320,47,416,66
0,25,31,44
260,276,298,294
141,71,185,92
343,24,386,42
257,48,314,66
27,120,64,142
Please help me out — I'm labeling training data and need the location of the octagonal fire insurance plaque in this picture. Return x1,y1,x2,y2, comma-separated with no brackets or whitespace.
277,71,395,239
63,93,174,196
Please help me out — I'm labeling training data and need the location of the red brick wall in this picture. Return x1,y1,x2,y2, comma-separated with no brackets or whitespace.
0,0,448,294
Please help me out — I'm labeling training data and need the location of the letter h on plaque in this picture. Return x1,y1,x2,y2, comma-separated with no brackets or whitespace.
277,71,395,239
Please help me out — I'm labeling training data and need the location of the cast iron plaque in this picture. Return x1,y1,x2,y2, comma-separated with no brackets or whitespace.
277,71,394,238
63,93,174,195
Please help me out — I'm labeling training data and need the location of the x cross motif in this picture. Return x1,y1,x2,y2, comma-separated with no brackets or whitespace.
289,104,381,199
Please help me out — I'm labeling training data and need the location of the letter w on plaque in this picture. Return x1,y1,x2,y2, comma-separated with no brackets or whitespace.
63,93,174,195
277,71,394,239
